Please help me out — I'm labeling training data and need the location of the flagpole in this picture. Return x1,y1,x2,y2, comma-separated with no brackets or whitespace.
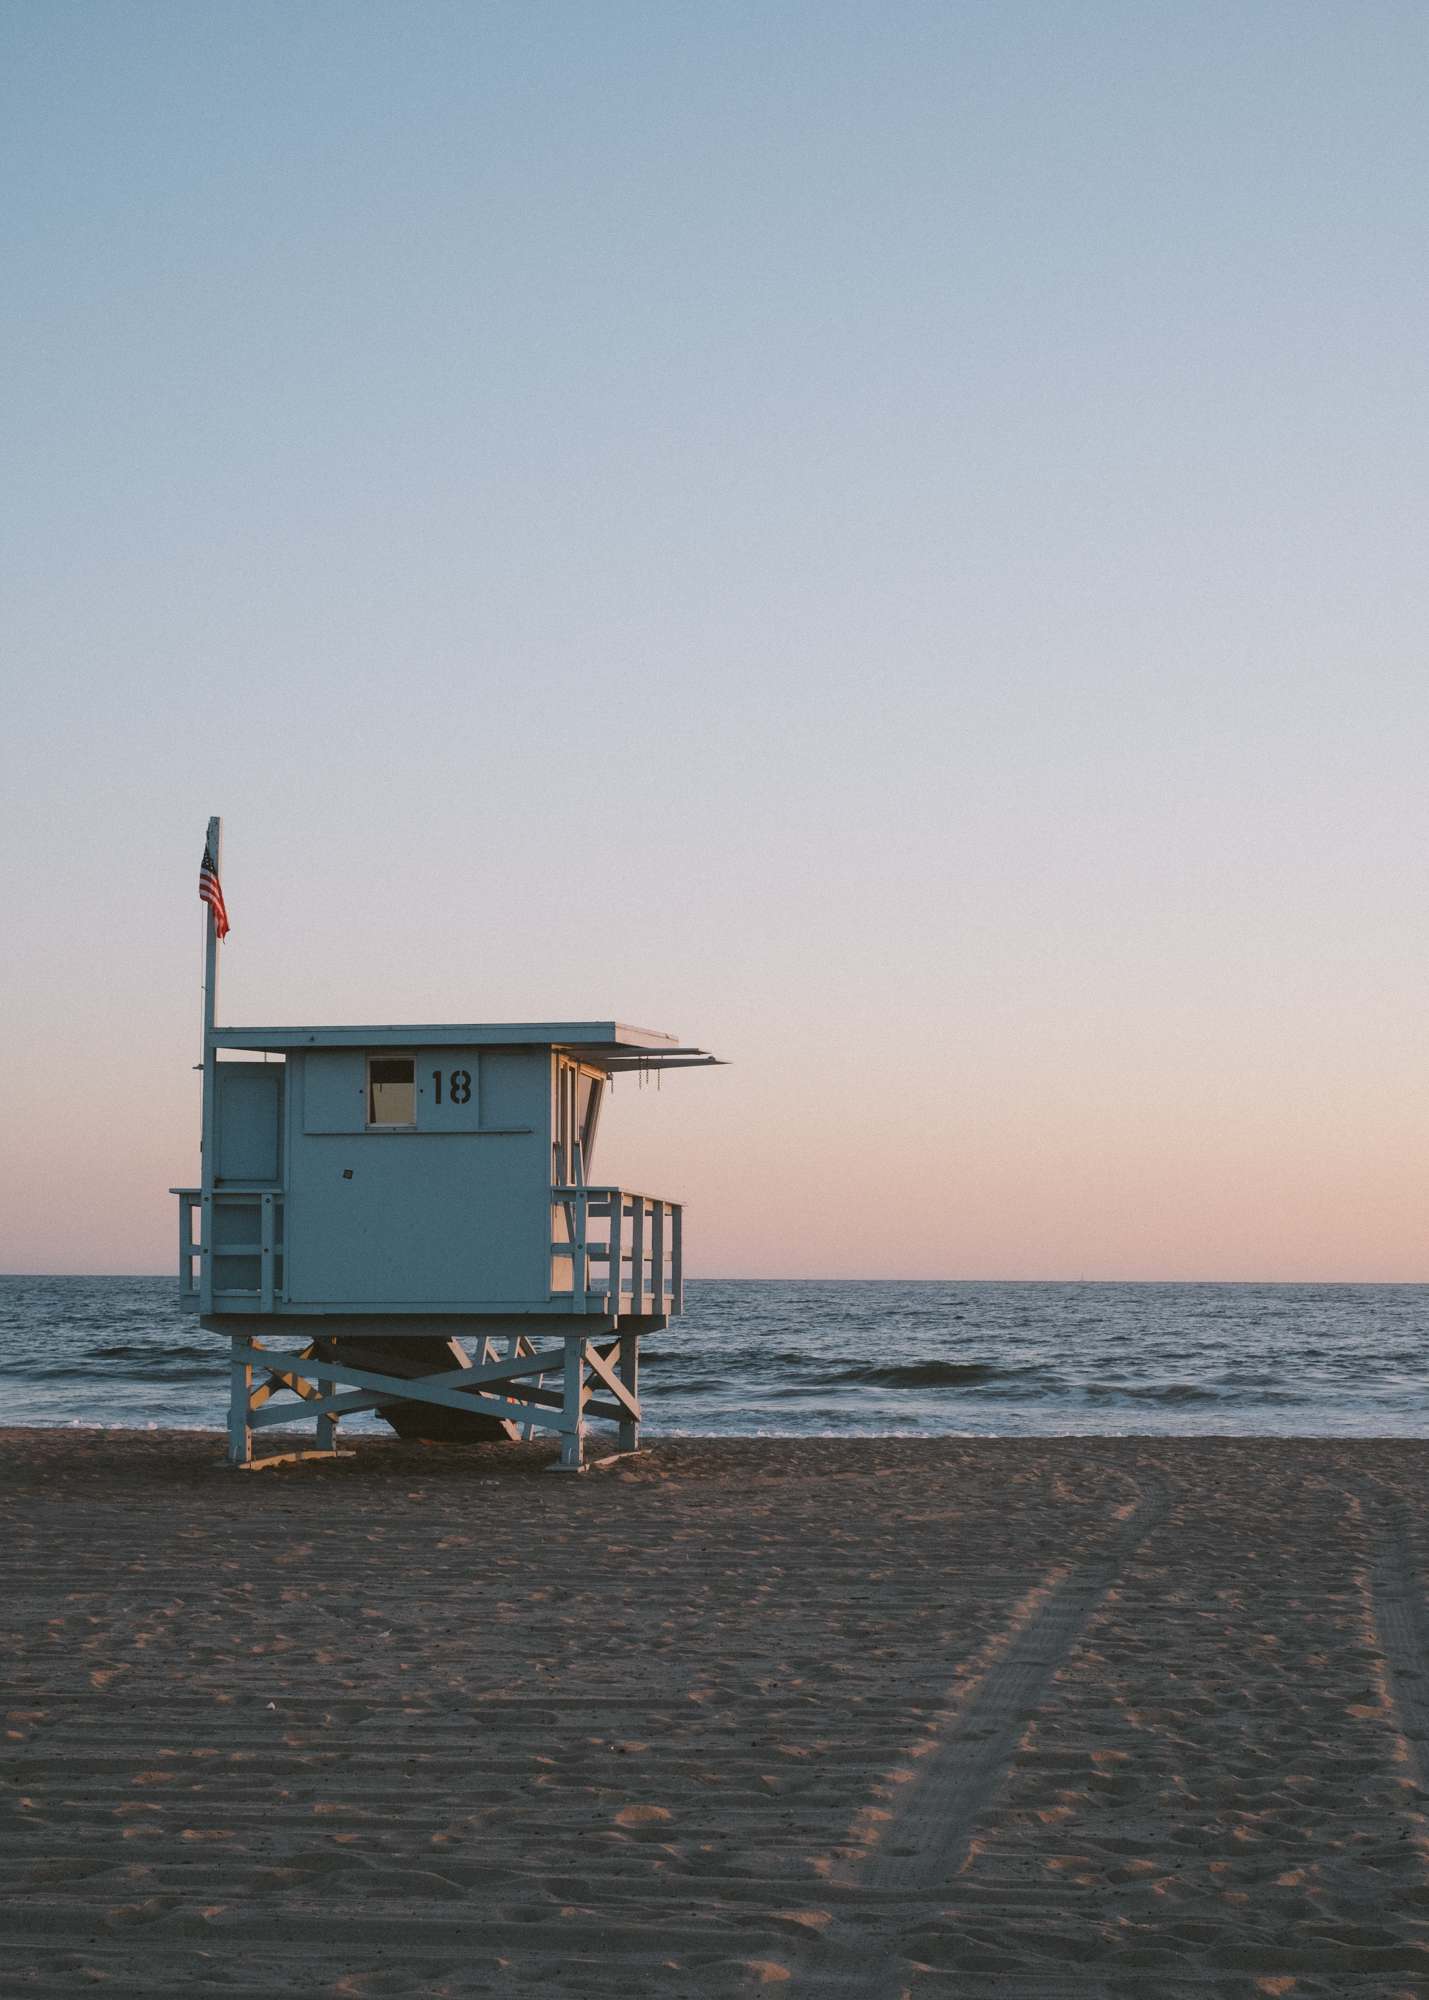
200,815,221,1314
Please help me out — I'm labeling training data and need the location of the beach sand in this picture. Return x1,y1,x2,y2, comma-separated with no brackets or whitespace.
2,1430,1428,1997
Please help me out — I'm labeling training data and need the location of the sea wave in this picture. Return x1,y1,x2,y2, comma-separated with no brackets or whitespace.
90,1343,218,1363
822,1359,1035,1389
3,1275,1426,1439
1082,1381,1220,1404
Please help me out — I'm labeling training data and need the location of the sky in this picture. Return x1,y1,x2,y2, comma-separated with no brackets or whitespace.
2,0,1427,1280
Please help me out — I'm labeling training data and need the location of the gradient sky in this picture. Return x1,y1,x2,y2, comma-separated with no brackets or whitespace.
3,1,1427,1279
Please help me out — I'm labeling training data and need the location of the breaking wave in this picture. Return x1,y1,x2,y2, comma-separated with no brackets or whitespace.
823,1359,1036,1390
90,1343,217,1363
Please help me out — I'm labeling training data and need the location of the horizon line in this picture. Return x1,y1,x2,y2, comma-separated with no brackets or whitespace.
4,1272,1428,1289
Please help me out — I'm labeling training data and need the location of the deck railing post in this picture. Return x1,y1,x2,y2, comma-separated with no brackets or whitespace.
260,1194,275,1313
178,1194,195,1300
630,1196,646,1315
608,1185,623,1316
651,1201,666,1313
573,1188,588,1314
671,1203,683,1314
199,1194,214,1314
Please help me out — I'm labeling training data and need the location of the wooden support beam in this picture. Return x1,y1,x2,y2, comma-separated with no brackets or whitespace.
249,1389,385,1430
581,1340,640,1421
236,1449,354,1472
228,1338,252,1467
242,1343,567,1420
249,1377,576,1430
226,1346,578,1433
224,1325,648,1466
249,1342,324,1409
248,1373,318,1411
618,1327,639,1455
556,1338,586,1471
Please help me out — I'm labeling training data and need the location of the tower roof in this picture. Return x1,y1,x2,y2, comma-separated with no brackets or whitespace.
210,1021,720,1071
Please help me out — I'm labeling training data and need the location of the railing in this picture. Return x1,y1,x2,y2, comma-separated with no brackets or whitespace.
177,1180,680,1321
551,1186,683,1317
173,1187,285,1313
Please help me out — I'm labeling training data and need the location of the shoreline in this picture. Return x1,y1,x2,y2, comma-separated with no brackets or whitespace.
3,1417,1427,1442
4,1430,1429,1994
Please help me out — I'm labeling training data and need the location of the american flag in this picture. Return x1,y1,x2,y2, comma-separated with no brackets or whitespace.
199,842,230,939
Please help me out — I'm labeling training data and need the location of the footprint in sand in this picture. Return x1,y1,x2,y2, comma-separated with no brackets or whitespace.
613,1803,673,1833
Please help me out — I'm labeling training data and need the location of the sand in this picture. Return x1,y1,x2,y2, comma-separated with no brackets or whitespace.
3,1430,1429,1998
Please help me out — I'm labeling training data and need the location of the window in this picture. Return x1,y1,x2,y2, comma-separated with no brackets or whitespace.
553,1059,605,1184
367,1056,415,1127
578,1071,603,1177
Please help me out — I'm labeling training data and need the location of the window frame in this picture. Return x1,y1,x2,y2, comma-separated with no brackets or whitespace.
365,1052,418,1131
552,1057,606,1185
578,1070,603,1178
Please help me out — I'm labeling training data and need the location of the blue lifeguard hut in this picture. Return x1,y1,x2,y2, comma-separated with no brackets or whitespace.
173,820,720,1470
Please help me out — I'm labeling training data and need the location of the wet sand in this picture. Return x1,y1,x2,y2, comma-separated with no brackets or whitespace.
2,1429,1429,1997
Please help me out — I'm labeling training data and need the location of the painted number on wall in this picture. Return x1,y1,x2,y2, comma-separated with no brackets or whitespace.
430,1069,472,1106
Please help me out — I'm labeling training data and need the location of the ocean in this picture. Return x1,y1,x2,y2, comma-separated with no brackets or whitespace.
0,1275,1424,1438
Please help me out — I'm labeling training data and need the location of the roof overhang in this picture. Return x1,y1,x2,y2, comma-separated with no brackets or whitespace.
210,1021,722,1070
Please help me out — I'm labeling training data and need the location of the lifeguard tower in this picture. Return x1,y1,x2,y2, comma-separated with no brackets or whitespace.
173,820,720,1470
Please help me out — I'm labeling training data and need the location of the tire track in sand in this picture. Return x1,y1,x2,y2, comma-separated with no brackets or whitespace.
788,1465,1169,1999
1361,1486,1429,1802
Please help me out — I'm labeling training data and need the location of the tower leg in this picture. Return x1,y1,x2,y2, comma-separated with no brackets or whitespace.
617,1328,640,1455
228,1337,253,1468
558,1337,586,1471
